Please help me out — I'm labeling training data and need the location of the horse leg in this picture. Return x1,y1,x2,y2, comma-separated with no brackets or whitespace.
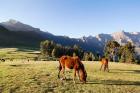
58,64,66,80
61,67,66,80
73,69,77,84
104,65,106,72
100,64,103,71
76,70,80,80
58,64,62,79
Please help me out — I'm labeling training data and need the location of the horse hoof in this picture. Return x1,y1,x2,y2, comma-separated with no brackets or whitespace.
82,82,86,84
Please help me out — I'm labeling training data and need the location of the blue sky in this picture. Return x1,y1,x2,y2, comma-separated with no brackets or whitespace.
0,0,140,38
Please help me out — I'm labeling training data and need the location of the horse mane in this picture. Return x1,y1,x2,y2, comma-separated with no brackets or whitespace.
78,60,87,77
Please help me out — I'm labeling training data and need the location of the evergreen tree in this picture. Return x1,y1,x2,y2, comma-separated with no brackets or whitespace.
40,40,87,59
83,52,95,61
40,40,55,56
104,40,120,61
119,42,136,63
83,52,90,61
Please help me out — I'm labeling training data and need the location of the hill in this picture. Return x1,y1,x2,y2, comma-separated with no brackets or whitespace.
0,19,140,54
0,20,96,52
0,25,45,47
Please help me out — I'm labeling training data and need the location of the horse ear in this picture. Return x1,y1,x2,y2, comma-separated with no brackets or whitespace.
76,57,81,63
62,56,67,60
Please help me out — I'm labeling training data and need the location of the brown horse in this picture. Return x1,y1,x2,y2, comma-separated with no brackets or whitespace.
100,58,109,72
58,56,87,83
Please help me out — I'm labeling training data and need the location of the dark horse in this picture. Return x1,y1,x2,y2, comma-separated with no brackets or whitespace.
58,56,87,83
100,57,109,72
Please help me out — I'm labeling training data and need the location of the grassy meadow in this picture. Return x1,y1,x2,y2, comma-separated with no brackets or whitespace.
0,48,39,60
0,48,140,93
0,61,140,93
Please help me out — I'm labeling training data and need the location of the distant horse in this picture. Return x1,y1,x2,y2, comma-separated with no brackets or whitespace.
58,56,87,83
100,58,109,72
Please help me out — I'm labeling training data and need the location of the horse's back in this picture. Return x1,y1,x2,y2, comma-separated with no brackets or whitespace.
59,56,73,68
59,56,81,69
101,58,108,65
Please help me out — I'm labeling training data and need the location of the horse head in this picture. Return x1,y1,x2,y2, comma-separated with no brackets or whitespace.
78,63,87,83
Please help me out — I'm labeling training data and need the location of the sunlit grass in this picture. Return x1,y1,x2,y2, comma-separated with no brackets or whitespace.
0,61,140,93
0,48,39,59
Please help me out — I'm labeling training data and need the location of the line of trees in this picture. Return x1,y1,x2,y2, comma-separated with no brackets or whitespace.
40,40,140,64
40,40,97,61
104,40,139,64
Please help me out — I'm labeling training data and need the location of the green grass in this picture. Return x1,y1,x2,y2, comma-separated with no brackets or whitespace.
0,48,39,59
0,61,140,93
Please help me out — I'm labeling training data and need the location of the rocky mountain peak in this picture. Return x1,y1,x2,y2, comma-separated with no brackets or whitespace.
111,30,126,38
1,19,40,31
7,19,19,24
0,19,140,53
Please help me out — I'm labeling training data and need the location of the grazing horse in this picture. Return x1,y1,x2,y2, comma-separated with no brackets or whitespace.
100,58,109,72
58,56,87,83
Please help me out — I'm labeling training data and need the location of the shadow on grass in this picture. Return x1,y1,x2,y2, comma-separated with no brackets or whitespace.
9,64,30,67
109,69,140,74
58,76,140,86
84,80,140,86
9,64,22,67
15,46,39,52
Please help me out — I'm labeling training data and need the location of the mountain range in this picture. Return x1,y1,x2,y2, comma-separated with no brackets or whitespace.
0,19,140,54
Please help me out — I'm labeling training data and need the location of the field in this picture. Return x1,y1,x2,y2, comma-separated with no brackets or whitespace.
0,48,140,93
0,48,39,60
0,61,140,93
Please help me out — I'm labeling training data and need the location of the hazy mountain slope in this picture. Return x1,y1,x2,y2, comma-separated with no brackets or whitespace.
111,31,140,47
0,19,140,54
0,20,97,52
0,25,45,47
1,19,40,31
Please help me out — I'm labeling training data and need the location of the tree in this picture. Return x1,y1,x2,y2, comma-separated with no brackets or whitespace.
51,48,57,57
119,42,136,63
40,40,55,56
119,52,126,63
83,52,95,61
89,52,95,61
40,40,87,59
73,52,77,57
104,40,120,61
83,52,90,61
73,44,84,59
